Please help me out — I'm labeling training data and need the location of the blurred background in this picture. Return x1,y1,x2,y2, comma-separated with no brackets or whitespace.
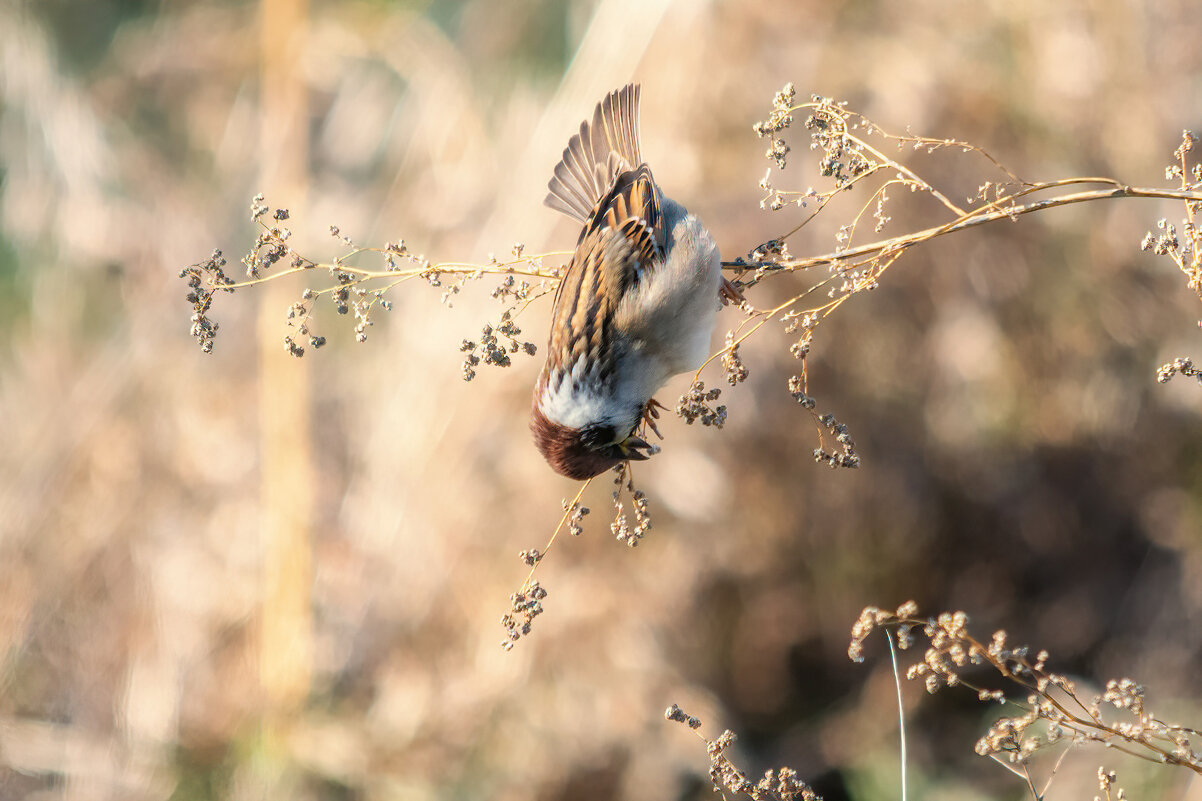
1,0,1201,799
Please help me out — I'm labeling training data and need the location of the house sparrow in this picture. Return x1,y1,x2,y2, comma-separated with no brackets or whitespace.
531,84,732,480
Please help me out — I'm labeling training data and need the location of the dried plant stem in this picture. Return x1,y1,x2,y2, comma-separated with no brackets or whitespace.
501,480,595,649
956,634,1197,771
519,478,592,594
219,243,569,293
769,183,1202,275
1041,745,1073,800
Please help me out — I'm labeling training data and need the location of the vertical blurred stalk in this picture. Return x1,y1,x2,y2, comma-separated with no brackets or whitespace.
258,0,311,774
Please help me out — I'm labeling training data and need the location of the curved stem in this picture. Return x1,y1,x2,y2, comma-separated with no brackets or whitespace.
773,185,1202,273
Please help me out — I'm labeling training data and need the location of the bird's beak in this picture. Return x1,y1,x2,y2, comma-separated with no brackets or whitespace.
616,434,652,460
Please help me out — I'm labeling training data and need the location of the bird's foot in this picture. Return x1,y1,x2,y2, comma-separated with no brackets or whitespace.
642,398,666,440
720,277,745,306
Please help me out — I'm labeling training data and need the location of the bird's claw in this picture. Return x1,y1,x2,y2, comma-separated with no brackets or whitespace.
642,398,665,440
720,277,745,306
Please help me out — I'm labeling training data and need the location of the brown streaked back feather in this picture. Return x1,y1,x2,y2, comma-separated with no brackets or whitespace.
546,224,636,380
595,165,661,268
545,84,644,223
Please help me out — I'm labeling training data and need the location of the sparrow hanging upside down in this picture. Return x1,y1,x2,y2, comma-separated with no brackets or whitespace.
531,85,734,480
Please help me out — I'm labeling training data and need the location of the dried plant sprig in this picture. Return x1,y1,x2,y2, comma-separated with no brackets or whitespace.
1096,765,1128,801
708,89,1202,466
722,331,750,387
665,703,822,801
500,455,661,649
752,94,1202,297
179,248,230,353
1156,356,1202,385
1141,130,1202,301
812,410,859,469
849,602,1202,796
459,308,540,381
500,580,547,651
181,194,569,358
610,462,652,547
500,480,592,650
676,380,727,428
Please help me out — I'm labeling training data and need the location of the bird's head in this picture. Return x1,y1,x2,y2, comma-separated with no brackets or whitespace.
530,400,651,480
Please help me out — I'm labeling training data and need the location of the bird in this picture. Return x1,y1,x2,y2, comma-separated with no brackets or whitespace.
530,84,735,480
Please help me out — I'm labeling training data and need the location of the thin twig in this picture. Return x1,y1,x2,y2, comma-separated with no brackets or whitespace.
774,185,1202,274
519,479,592,594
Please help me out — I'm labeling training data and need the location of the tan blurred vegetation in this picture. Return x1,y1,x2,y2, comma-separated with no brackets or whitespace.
1,0,1201,799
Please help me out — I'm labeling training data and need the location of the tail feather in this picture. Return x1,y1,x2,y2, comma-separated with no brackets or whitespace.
545,84,643,223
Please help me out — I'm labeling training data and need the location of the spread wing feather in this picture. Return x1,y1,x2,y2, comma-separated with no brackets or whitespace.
545,85,644,224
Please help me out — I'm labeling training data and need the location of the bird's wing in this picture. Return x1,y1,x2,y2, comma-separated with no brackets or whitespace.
546,224,633,384
543,85,672,385
545,84,645,224
545,161,668,380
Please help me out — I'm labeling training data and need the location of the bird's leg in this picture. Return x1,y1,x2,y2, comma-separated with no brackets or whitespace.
642,397,666,440
720,276,745,305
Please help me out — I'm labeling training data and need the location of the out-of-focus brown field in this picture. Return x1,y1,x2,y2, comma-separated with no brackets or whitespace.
1,1,1200,799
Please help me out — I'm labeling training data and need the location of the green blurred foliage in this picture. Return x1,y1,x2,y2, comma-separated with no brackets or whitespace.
33,0,160,73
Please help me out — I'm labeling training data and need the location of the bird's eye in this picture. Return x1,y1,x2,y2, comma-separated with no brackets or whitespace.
579,424,616,451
